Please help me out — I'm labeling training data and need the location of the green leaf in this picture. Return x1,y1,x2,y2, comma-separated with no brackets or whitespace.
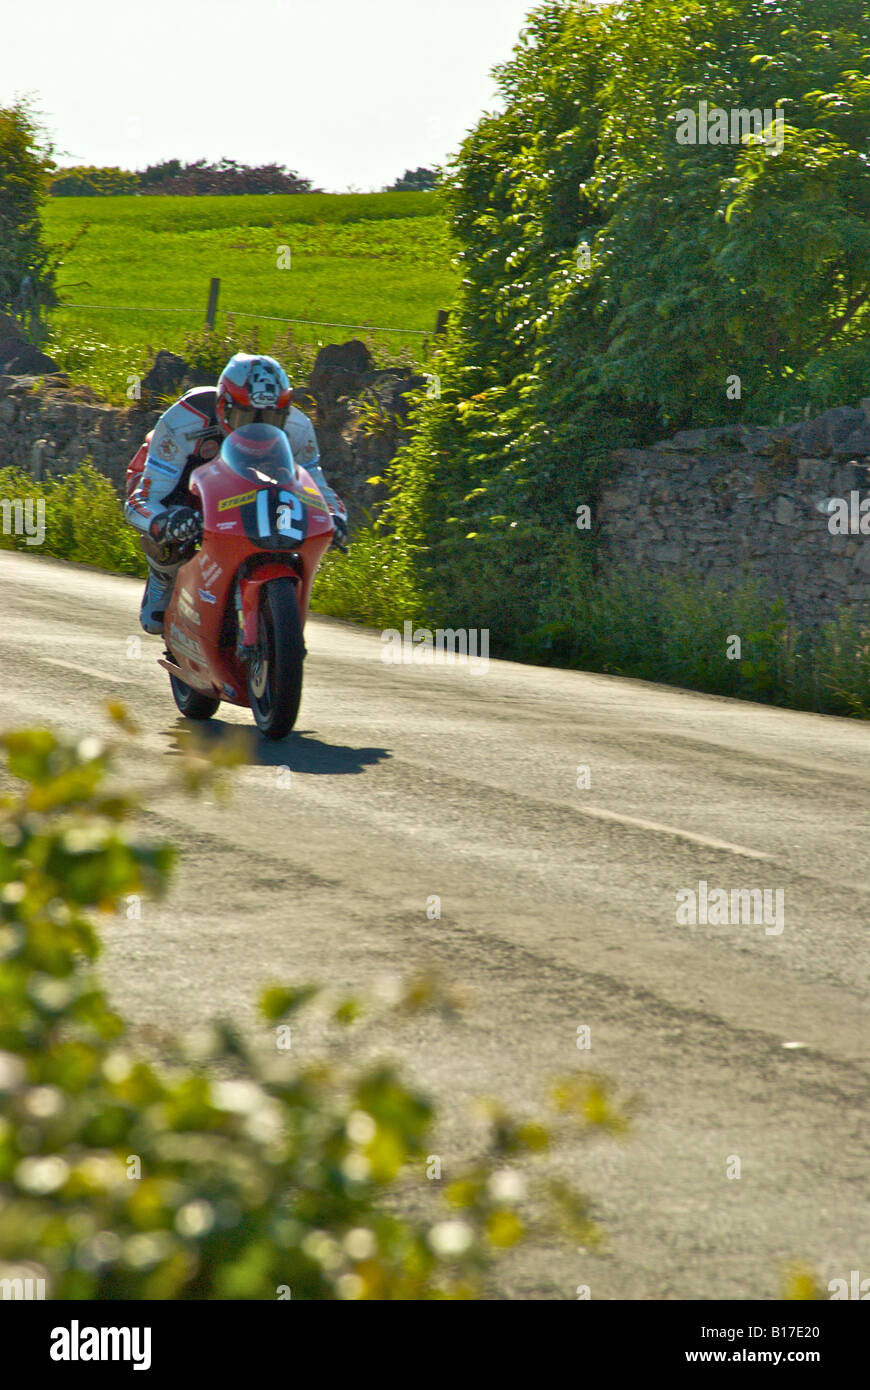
259,984,318,1022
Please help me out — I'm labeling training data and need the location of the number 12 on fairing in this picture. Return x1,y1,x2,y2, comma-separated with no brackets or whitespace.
257,489,305,542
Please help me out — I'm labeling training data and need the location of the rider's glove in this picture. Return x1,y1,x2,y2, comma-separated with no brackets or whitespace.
150,506,202,545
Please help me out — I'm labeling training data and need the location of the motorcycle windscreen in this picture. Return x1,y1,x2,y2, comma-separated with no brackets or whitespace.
220,423,297,484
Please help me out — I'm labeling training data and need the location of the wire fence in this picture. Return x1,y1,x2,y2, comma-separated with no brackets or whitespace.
227,311,428,336
58,301,432,337
61,302,194,315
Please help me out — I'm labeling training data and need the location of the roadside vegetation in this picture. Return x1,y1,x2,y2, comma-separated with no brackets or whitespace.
0,716,621,1299
335,0,870,693
0,465,145,576
0,101,57,318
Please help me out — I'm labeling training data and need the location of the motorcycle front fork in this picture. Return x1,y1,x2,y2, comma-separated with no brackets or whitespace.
234,580,257,662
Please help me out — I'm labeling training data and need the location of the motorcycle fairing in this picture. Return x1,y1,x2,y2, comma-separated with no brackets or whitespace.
162,455,333,702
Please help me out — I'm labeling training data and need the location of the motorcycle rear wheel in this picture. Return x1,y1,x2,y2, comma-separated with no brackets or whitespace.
246,577,304,740
168,660,221,722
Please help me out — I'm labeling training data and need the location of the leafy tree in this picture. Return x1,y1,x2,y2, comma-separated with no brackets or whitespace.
372,0,870,653
47,159,318,196
50,166,139,197
386,168,439,192
137,158,184,188
134,158,317,195
0,101,57,322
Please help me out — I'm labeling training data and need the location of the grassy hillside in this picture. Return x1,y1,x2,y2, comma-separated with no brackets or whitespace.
41,192,456,399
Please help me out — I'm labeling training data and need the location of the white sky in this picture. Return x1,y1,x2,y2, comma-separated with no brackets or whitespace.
2,0,540,190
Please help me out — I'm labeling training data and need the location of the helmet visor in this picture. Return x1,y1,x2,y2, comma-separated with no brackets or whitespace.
227,404,288,431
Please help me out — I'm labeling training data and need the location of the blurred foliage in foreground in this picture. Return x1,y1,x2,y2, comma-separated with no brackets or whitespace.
0,714,624,1299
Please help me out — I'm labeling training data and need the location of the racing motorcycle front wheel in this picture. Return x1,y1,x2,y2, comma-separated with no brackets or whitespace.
246,577,304,739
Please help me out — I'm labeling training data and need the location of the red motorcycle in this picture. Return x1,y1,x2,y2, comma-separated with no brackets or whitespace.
132,424,335,739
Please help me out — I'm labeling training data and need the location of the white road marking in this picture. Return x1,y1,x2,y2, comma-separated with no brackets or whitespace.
39,657,135,684
576,804,772,860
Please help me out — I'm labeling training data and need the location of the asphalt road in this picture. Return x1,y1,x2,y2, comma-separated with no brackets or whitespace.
1,548,868,1300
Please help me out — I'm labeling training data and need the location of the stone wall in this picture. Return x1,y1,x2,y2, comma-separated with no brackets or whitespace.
597,403,870,626
0,375,159,491
0,339,426,524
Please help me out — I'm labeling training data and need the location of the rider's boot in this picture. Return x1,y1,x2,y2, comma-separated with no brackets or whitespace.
139,560,176,636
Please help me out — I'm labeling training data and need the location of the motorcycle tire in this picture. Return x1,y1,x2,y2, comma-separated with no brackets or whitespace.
246,577,304,740
168,657,221,722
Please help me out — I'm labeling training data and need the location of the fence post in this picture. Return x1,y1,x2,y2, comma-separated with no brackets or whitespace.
434,309,449,336
205,278,220,330
31,439,46,481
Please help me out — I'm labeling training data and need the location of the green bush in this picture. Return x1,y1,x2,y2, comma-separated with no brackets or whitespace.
0,101,56,316
0,719,621,1299
523,564,870,718
311,525,425,630
0,463,146,577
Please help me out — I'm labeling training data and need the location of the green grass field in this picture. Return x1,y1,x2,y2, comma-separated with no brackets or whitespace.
41,192,457,400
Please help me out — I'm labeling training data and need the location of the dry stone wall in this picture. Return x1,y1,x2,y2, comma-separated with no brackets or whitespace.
0,374,159,491
597,403,870,627
0,340,427,523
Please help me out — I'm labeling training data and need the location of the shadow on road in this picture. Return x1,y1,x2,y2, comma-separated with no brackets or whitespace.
164,719,391,775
